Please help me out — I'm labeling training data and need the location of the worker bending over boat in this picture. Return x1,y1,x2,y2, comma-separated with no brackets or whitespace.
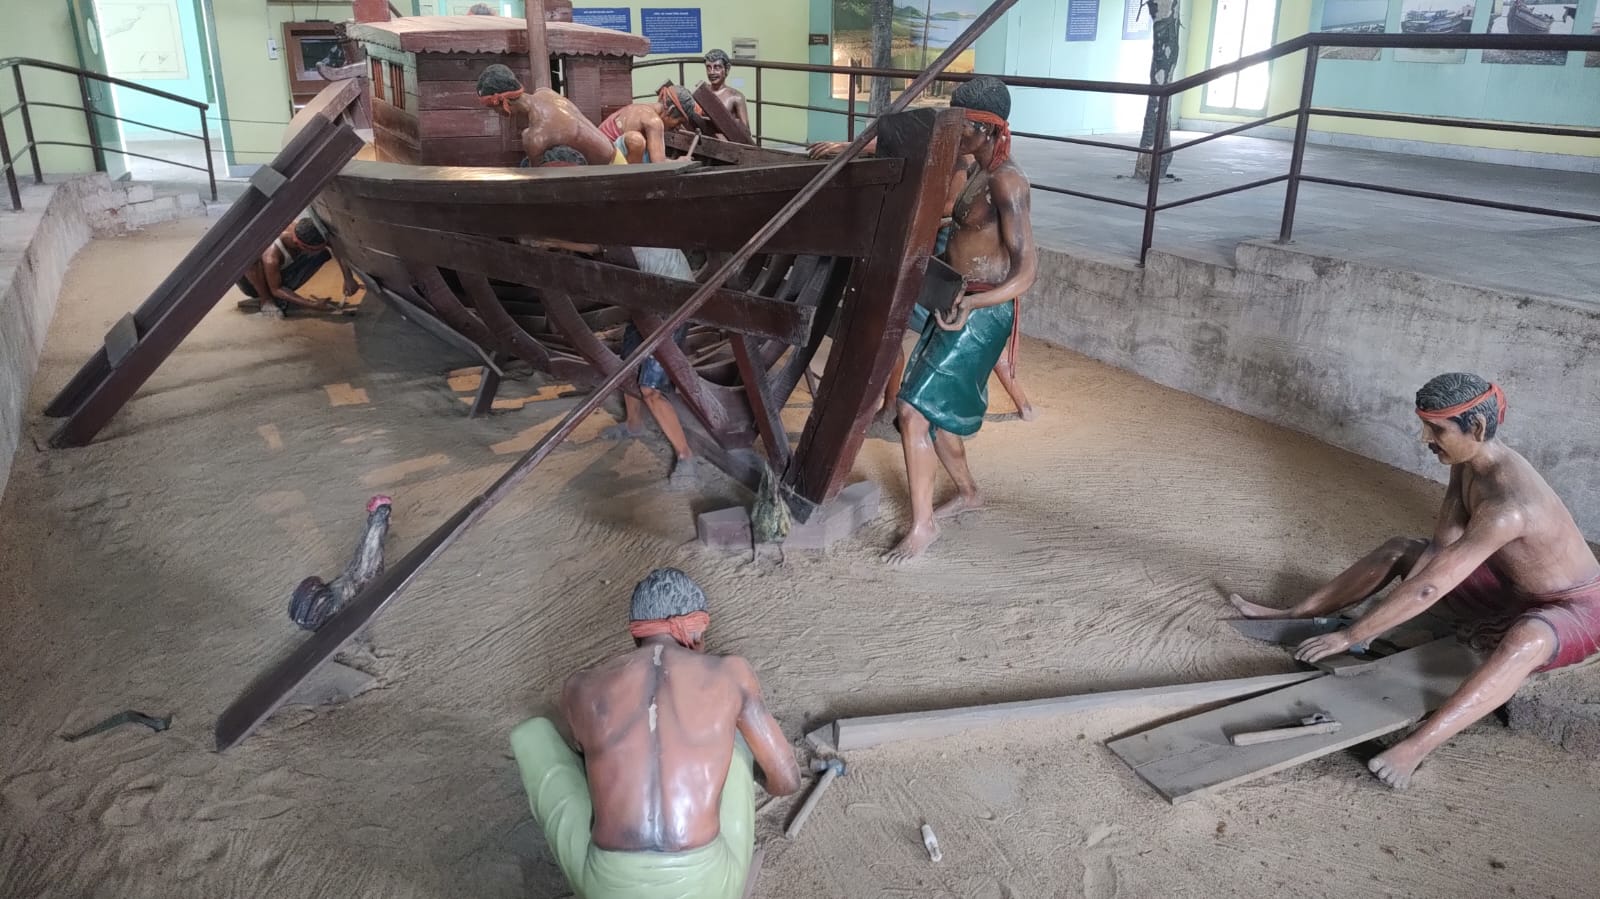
476,63,626,166
510,568,801,899
1232,374,1600,790
597,84,702,164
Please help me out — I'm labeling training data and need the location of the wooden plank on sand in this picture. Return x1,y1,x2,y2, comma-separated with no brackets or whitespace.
1107,637,1480,804
806,671,1323,752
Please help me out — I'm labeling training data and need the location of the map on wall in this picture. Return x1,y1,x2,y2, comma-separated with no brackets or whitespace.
1394,0,1473,63
1484,0,1576,65
1318,0,1390,60
99,0,188,80
830,0,982,102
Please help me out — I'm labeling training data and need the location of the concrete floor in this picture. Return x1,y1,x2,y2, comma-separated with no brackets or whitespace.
1013,132,1600,303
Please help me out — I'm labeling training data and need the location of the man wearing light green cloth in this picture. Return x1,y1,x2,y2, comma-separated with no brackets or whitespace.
511,569,801,899
887,76,1039,564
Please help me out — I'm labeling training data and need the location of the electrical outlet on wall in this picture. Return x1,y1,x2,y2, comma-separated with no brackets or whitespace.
267,38,279,60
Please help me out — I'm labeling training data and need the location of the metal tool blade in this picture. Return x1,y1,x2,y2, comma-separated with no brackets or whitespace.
1227,617,1351,646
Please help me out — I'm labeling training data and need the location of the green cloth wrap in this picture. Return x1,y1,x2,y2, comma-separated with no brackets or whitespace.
510,717,755,899
897,299,1015,437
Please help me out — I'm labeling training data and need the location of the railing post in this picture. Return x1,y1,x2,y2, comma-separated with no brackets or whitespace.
1278,49,1319,244
1139,94,1170,265
13,67,42,184
678,60,686,87
846,63,859,141
77,73,105,173
200,107,217,201
754,66,763,147
1,107,21,211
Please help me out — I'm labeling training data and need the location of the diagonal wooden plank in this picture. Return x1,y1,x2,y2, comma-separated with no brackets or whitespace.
692,83,755,145
1107,638,1481,804
731,335,790,469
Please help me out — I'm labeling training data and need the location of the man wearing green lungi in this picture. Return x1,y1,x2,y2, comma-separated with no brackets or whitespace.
510,569,802,898
885,76,1040,563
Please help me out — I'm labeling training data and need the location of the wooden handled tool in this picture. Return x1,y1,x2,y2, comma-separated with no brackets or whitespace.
785,758,846,839
1230,713,1341,746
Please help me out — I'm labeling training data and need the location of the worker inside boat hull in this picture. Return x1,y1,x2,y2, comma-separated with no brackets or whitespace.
477,63,627,166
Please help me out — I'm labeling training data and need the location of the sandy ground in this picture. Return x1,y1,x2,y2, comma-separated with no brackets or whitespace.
3,218,1599,898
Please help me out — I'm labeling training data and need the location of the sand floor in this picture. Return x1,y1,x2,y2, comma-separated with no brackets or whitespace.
3,219,1598,898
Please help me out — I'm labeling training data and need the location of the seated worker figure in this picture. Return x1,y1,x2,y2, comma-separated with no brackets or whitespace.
538,146,702,485
598,84,702,165
510,568,802,899
477,64,623,166
886,77,1039,564
236,217,357,317
1232,373,1600,790
699,50,750,130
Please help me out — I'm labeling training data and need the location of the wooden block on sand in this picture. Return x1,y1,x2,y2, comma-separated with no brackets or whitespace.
1107,637,1480,804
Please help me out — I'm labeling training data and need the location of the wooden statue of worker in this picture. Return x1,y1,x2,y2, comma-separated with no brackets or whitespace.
476,64,624,166
511,569,801,898
1232,373,1600,789
701,50,751,129
597,84,702,164
885,76,1039,563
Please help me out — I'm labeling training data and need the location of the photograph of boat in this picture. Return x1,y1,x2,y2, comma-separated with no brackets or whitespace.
1319,0,1389,59
1486,0,1574,64
1395,0,1472,61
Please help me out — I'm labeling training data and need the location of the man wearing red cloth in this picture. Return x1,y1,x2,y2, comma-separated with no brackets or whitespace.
509,569,800,897
1232,373,1600,789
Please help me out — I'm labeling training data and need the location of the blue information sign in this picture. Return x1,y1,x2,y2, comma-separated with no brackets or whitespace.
641,8,702,54
572,7,632,32
1066,0,1099,41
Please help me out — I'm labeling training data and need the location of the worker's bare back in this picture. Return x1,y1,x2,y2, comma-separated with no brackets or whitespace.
522,88,616,165
560,644,754,852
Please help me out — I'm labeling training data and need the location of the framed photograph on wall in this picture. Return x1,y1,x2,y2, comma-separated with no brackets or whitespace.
1484,0,1577,64
1317,0,1391,59
1123,0,1154,39
1394,0,1474,62
829,0,982,102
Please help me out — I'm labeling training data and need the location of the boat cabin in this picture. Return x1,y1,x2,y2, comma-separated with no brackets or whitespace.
348,15,650,166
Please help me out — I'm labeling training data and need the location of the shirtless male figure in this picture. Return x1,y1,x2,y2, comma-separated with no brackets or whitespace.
1232,373,1600,790
510,569,802,898
476,64,622,166
236,217,358,316
700,50,750,129
598,83,701,165
886,77,1038,563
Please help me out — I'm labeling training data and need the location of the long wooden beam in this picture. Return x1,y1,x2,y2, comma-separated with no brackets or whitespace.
214,0,1024,751
525,0,551,92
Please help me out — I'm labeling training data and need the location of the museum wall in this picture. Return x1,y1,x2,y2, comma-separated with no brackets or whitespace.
0,4,99,174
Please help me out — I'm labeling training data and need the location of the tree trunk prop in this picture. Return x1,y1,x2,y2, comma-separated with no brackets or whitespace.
869,0,894,114
1134,0,1181,182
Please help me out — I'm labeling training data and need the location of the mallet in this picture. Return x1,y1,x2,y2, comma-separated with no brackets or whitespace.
785,757,846,839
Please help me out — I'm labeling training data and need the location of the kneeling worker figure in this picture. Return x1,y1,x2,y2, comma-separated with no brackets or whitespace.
511,568,802,898
1232,373,1600,790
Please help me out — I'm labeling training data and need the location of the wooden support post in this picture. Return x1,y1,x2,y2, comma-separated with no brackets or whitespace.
525,0,552,92
786,108,961,502
469,358,502,418
731,335,791,470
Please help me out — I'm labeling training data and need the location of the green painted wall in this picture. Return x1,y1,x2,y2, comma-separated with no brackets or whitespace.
1181,0,1600,157
0,2,98,174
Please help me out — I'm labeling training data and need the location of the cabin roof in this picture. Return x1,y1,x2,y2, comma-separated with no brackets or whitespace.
349,16,651,58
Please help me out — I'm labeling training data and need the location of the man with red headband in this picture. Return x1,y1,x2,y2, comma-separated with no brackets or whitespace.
1231,372,1600,790
236,217,358,316
476,64,625,166
510,568,800,898
885,75,1038,563
597,83,702,165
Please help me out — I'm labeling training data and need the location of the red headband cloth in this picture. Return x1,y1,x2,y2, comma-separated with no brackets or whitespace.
1416,383,1507,425
479,88,524,115
628,611,710,650
961,109,1011,172
658,85,692,124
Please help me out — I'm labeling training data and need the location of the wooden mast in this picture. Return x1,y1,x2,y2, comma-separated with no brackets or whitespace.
525,0,552,91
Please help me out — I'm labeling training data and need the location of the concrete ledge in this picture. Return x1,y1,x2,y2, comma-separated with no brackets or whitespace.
0,175,211,502
1023,241,1600,538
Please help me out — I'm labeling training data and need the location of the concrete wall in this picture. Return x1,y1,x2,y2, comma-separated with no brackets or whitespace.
1023,241,1600,538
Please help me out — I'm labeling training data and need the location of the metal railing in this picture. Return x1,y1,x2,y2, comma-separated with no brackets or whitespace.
1,57,217,212
636,32,1600,263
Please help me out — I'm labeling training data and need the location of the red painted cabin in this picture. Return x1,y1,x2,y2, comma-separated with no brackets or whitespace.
348,14,650,166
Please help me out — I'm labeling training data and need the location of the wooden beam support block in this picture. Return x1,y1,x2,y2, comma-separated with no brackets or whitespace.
249,164,288,198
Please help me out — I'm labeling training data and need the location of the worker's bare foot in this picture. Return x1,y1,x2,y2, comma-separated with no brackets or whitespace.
1018,402,1038,422
600,423,641,441
667,456,700,487
1368,742,1426,790
883,521,939,564
934,491,984,520
1229,593,1293,619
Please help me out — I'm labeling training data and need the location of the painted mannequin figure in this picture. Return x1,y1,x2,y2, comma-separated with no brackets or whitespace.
885,77,1039,563
1232,373,1600,789
236,217,358,316
476,64,622,166
597,84,702,164
510,569,801,898
700,49,750,129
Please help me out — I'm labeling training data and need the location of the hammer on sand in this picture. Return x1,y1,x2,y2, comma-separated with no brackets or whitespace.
785,757,846,839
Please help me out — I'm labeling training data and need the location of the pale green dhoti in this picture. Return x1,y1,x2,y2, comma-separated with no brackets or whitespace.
510,718,755,899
